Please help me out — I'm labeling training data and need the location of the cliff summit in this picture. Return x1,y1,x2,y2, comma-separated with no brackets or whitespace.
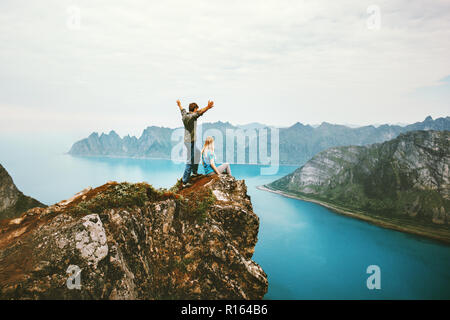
0,174,268,299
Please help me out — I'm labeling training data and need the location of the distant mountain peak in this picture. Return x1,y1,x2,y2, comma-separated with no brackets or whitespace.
290,122,306,129
317,121,338,129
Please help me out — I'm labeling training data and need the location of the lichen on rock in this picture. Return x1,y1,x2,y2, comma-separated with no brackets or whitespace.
74,214,108,268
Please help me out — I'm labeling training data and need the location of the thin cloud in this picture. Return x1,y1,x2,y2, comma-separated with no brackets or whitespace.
0,0,449,134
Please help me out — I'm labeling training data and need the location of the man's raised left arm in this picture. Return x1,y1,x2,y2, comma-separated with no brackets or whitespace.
197,100,214,116
177,99,186,116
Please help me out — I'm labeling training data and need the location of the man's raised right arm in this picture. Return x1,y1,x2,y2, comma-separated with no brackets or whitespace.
176,99,184,112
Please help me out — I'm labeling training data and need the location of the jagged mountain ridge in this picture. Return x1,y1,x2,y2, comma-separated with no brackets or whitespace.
69,116,450,165
279,116,450,165
0,175,268,299
267,130,450,241
0,164,46,220
70,122,236,159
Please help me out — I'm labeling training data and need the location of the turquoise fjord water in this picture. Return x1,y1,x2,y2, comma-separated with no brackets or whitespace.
1,137,450,299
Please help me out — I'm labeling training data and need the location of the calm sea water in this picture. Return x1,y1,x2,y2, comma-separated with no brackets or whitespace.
1,136,449,299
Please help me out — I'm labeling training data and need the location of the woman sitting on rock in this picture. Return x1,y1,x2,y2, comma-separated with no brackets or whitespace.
201,136,232,176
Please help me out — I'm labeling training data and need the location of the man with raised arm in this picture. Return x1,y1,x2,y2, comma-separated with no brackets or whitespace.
177,99,214,187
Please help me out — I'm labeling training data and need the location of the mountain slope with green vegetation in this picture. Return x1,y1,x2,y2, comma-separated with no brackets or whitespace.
267,130,450,242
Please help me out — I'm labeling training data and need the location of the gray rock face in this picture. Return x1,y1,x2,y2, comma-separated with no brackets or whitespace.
270,130,450,226
0,175,268,299
0,164,46,220
285,146,363,192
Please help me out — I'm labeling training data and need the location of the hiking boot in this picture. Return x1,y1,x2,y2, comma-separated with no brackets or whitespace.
182,182,193,188
191,173,201,178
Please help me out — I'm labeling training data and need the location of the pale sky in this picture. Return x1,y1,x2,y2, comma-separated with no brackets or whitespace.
0,0,449,138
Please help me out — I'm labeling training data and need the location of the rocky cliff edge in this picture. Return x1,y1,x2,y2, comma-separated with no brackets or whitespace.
0,164,46,220
0,175,268,299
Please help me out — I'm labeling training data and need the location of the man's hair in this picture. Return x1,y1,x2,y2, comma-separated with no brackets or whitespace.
189,103,199,112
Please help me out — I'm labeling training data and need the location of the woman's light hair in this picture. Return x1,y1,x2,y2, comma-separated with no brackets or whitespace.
201,136,215,163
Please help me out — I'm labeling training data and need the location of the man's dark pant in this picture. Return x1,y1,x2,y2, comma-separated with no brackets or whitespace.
182,141,200,183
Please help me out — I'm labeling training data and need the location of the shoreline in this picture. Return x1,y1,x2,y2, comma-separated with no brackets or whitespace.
257,185,450,245
66,153,299,167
